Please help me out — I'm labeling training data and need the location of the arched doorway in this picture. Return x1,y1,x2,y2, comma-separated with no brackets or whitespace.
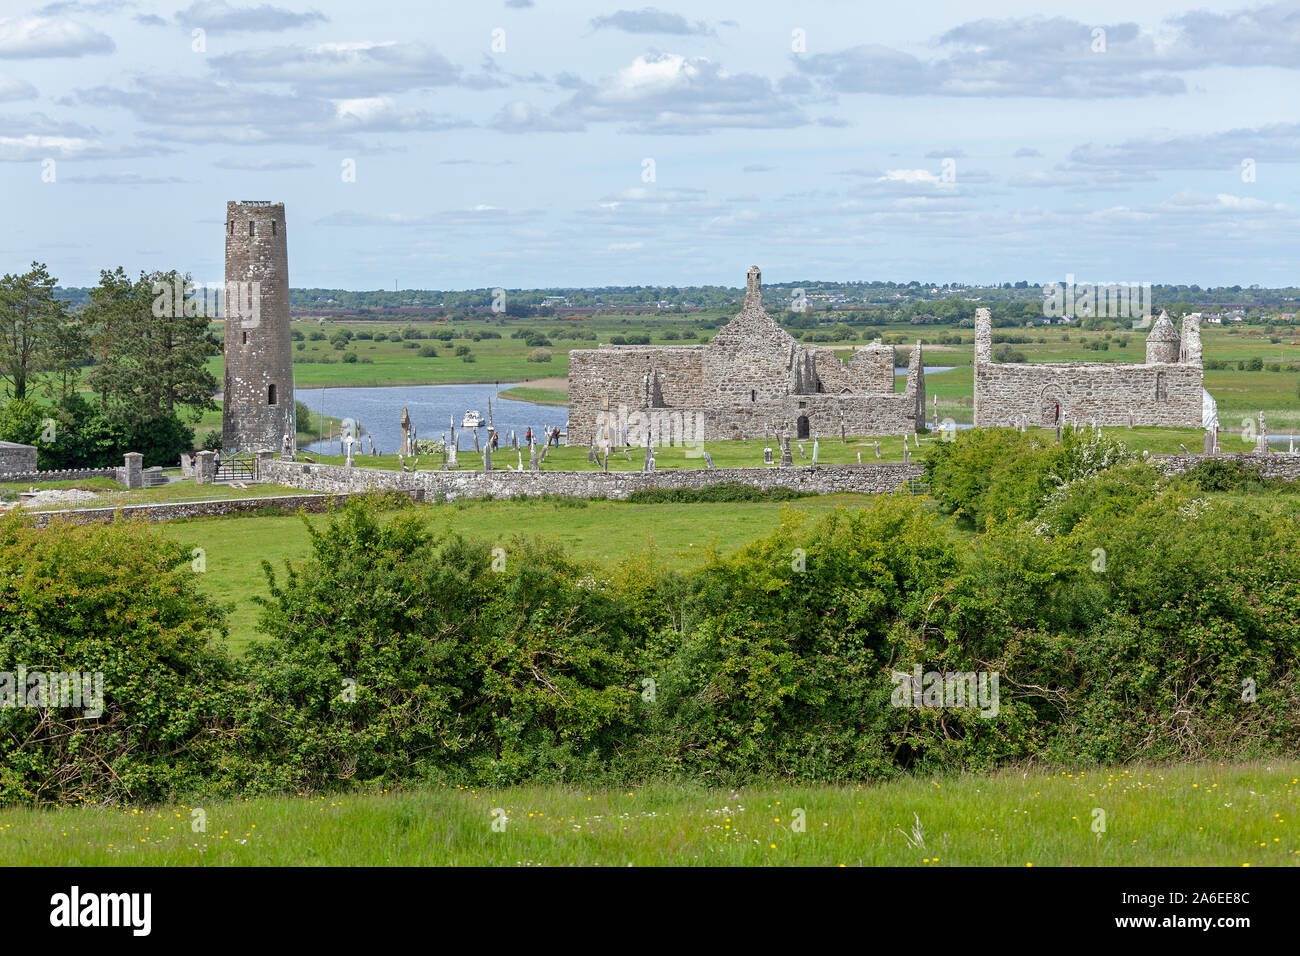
796,415,810,439
1039,386,1066,426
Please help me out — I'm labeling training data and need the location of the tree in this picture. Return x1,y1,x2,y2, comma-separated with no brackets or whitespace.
0,262,65,400
84,269,219,426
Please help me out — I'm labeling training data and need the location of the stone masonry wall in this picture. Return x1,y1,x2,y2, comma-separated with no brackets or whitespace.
264,458,925,500
28,491,422,528
567,346,704,447
0,442,37,474
1155,452,1300,480
974,309,1203,428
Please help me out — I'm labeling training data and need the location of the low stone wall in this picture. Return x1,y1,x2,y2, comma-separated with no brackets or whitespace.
1154,452,1300,479
0,467,120,483
27,491,420,528
262,459,926,500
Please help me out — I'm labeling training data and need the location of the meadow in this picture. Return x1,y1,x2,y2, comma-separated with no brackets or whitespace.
1,760,1295,866
158,495,876,653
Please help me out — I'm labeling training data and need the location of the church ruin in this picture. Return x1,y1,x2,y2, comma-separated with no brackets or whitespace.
567,266,926,445
973,308,1205,428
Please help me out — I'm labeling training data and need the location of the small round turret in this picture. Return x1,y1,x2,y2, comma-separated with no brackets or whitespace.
1145,311,1180,364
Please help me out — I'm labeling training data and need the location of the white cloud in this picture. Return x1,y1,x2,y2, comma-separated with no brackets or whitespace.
0,15,114,58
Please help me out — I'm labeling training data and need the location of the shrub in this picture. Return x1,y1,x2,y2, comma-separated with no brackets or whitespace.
527,348,552,363
0,517,232,805
419,345,438,358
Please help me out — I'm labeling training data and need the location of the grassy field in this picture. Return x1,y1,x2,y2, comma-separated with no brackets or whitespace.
157,495,876,652
205,316,1300,434
2,760,1295,866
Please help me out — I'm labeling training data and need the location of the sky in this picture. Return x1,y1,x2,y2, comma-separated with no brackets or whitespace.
1,0,1299,291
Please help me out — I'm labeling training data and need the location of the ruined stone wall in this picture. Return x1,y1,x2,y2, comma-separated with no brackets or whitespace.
27,491,422,528
0,442,38,474
567,269,922,445
973,309,1202,428
567,346,704,444
263,459,925,500
1155,452,1300,480
223,200,294,453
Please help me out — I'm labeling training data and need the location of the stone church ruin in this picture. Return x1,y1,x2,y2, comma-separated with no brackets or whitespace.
973,307,1205,428
567,266,926,445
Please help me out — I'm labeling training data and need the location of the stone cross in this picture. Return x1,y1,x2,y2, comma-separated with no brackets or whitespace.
903,442,909,463
448,443,458,468
400,407,411,457
779,434,792,467
874,440,881,458
643,439,653,472
517,449,524,471
483,443,492,471
811,438,819,465
797,443,806,459
703,452,715,469
857,452,862,464
1258,411,1268,452
345,438,355,468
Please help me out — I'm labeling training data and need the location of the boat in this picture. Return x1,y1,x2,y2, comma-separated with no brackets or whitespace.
462,410,485,428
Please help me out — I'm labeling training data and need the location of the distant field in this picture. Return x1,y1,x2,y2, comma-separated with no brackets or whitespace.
3,760,1296,866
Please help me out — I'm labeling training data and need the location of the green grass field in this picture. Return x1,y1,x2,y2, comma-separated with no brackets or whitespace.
2,760,1295,866
157,495,876,652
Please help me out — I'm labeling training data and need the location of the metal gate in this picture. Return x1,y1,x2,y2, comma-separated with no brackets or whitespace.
215,456,257,481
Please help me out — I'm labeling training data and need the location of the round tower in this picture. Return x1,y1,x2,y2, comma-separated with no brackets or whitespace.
222,200,294,453
1145,311,1181,364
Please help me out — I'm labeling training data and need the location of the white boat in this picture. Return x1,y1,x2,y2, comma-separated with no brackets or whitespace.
462,410,485,428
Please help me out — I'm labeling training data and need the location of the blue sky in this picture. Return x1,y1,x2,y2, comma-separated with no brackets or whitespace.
2,0,1299,290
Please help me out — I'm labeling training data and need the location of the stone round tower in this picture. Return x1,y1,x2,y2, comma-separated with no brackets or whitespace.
1145,311,1181,364
222,200,294,453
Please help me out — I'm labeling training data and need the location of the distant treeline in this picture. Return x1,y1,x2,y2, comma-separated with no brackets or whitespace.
50,281,1300,321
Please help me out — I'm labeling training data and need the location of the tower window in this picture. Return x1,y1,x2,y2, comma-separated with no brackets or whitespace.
268,384,277,405
242,331,247,345
271,220,277,235
751,389,756,402
228,220,233,234
249,221,255,237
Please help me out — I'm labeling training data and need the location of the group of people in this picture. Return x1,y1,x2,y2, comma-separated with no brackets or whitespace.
521,426,563,447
